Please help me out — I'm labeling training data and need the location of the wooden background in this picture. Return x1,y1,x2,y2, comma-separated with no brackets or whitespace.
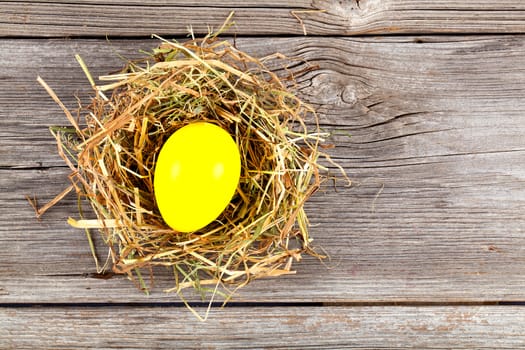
2,1,525,348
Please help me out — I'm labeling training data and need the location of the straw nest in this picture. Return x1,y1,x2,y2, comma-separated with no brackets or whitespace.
36,26,345,305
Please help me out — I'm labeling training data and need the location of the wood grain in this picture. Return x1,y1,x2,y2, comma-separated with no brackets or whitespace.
1,36,525,303
2,306,524,349
2,1,525,37
3,1,525,347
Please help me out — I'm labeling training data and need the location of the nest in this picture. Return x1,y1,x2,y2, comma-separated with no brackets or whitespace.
35,25,345,312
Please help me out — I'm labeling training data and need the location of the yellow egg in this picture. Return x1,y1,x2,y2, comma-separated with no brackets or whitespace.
154,122,241,232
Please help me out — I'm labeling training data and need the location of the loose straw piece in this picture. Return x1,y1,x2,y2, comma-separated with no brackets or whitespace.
37,76,83,136
26,185,74,219
68,218,120,229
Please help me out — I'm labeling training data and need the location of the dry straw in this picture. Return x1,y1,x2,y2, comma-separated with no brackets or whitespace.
34,17,347,318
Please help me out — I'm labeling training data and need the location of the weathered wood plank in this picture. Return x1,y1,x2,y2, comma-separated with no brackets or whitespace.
1,306,524,349
1,36,525,303
2,1,525,37
3,36,525,167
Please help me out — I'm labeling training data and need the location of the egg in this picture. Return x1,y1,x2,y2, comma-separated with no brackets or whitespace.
153,122,241,232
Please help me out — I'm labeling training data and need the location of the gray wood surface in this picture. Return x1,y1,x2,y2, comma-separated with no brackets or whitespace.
1,36,525,304
2,306,525,349
2,1,525,37
2,1,525,348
